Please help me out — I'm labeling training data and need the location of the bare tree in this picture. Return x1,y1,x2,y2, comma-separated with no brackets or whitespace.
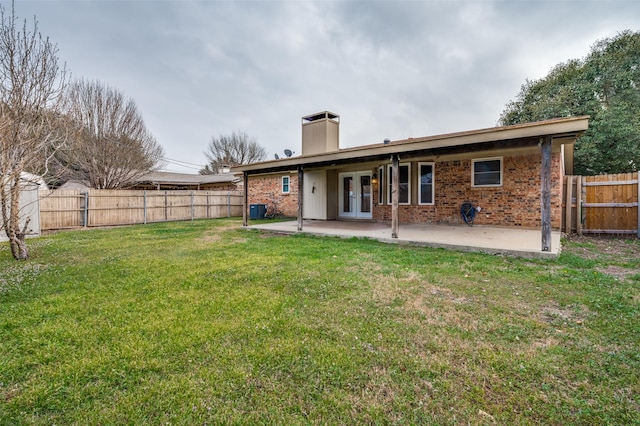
200,131,266,174
60,79,165,189
0,2,68,260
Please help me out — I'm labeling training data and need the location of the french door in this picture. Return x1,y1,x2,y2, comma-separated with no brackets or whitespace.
338,172,372,219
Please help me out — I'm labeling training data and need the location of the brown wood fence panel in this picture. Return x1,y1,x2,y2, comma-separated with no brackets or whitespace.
88,190,145,226
39,190,243,231
562,172,639,236
39,190,86,229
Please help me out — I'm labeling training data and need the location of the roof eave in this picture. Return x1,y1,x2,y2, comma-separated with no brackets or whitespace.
234,116,589,174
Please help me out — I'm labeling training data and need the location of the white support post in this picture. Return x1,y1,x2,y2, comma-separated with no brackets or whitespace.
243,172,248,227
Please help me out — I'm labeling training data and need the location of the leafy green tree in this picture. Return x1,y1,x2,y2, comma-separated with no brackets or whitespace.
500,30,640,175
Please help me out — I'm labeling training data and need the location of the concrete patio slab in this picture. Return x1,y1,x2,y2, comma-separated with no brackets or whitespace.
246,220,561,259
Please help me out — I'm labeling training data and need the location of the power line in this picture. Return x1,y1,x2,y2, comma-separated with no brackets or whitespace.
82,135,209,172
159,156,205,171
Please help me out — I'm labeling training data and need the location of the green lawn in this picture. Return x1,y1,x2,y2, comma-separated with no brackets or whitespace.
1,219,638,425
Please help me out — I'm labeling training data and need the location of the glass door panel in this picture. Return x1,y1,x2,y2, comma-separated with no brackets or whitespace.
343,176,353,213
359,175,371,214
339,172,372,219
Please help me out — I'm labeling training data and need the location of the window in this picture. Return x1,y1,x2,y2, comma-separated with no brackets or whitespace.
418,162,434,205
472,157,502,187
378,166,385,205
387,163,411,205
282,175,290,193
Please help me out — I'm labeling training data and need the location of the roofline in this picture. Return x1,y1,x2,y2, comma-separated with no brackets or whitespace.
136,171,240,185
234,116,589,174
140,180,239,186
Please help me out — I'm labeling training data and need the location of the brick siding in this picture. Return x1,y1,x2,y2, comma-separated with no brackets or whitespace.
248,174,298,217
247,152,563,228
373,153,563,228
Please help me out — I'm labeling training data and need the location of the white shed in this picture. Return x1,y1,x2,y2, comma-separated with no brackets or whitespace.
0,172,47,242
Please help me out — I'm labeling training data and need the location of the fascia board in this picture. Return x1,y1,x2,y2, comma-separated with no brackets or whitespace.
234,116,589,173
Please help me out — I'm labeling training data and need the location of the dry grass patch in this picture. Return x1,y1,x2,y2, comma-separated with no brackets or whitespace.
196,221,245,244
597,264,640,281
540,301,594,326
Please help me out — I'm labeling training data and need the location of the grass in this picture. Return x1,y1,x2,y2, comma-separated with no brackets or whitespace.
1,219,638,425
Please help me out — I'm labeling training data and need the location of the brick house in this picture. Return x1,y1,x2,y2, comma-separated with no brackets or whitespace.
235,112,588,252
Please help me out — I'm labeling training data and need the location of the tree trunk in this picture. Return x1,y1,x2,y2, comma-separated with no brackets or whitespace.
10,233,29,260
6,182,30,260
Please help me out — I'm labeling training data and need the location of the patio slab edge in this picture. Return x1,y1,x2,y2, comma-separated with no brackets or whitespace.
245,225,559,260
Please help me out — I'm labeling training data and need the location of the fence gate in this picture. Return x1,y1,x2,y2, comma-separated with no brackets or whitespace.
563,172,639,236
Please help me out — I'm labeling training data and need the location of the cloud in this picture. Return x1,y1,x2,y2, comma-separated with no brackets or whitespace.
13,0,640,172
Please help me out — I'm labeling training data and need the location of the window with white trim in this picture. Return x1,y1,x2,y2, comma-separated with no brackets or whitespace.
418,162,434,205
387,163,411,205
282,175,290,193
378,166,385,205
472,157,502,187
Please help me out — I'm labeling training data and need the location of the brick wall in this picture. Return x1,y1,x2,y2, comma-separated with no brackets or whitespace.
372,152,563,228
201,183,240,192
248,174,298,217
247,152,564,228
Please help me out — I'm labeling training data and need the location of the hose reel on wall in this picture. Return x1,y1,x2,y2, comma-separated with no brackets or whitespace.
460,202,481,226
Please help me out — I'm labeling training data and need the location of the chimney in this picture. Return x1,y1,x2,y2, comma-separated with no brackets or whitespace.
301,111,339,155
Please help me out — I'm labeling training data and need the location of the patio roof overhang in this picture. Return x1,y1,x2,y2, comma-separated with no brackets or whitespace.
233,116,589,175
237,115,590,253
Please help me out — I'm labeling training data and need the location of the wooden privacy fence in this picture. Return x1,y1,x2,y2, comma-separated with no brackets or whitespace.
562,172,639,236
39,190,243,231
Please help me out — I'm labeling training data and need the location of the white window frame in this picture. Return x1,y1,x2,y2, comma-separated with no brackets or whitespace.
418,162,435,205
387,163,411,205
282,175,290,193
378,166,385,205
472,157,503,187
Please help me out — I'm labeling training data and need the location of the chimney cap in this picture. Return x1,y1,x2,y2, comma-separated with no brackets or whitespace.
383,138,391,144
302,111,339,123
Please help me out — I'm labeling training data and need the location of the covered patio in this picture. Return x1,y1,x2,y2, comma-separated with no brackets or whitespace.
235,115,588,257
247,220,562,259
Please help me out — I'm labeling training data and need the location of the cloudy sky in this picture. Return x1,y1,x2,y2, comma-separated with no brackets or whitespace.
15,0,640,173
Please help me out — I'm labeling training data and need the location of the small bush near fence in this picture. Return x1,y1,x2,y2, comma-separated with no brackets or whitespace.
39,190,243,231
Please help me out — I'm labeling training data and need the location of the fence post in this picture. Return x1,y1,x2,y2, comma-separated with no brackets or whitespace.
164,191,168,222
207,192,210,218
227,191,231,218
143,190,147,225
191,191,195,221
83,191,89,227
637,171,640,239
576,176,583,236
564,176,573,234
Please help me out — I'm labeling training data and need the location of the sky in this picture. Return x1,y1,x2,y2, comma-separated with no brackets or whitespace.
13,0,640,173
